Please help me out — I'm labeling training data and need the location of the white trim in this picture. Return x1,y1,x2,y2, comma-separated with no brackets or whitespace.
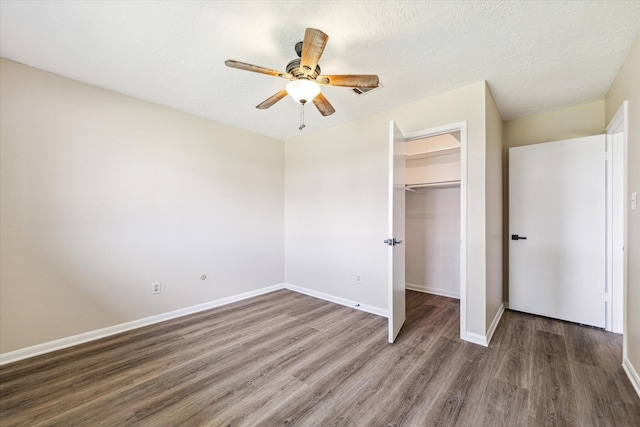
486,303,505,345
405,283,460,299
0,283,285,366
284,283,389,318
623,357,640,399
401,121,468,343
465,332,489,346
1,283,389,366
461,303,504,347
605,101,628,355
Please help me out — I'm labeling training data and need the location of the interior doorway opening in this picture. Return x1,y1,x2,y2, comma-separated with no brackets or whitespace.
388,121,468,342
405,131,462,336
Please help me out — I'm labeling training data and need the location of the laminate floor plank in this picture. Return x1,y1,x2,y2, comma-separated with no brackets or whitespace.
394,293,459,352
290,321,386,386
563,322,602,367
528,329,580,426
534,313,566,336
571,363,626,426
468,378,530,427
1,290,638,426
615,365,640,406
303,304,371,334
279,342,418,426
314,344,428,427
419,342,491,426
491,310,535,389
135,331,322,426
188,315,384,426
37,340,252,426
258,332,390,425
361,337,467,426
130,326,322,421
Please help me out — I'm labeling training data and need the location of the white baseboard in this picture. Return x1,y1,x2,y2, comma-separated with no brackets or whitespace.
283,283,388,318
623,356,640,399
461,303,504,348
1,283,388,365
464,331,489,347
0,283,285,366
486,303,505,345
405,283,460,299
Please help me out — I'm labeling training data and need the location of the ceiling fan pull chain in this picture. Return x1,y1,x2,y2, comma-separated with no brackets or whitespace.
299,101,306,130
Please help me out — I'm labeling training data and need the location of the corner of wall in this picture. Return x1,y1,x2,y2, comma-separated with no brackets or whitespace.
484,82,505,334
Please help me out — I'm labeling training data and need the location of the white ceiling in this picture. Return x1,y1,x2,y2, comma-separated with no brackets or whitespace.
1,1,639,141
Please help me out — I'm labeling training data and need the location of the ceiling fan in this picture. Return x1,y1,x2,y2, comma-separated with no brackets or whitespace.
225,28,379,125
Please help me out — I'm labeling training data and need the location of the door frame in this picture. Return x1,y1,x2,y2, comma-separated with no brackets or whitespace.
605,101,628,338
401,121,468,341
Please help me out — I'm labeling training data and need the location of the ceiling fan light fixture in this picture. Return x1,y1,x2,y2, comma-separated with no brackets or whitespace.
286,79,321,104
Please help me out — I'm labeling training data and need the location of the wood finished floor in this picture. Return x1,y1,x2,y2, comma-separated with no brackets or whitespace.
1,289,639,426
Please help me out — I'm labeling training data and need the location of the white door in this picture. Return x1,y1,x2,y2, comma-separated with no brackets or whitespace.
388,121,406,343
509,135,606,328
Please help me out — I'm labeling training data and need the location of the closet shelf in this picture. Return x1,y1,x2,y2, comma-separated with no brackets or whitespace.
405,146,460,160
406,180,460,191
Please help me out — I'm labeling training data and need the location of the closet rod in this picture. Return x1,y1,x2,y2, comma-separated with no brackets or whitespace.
406,180,460,190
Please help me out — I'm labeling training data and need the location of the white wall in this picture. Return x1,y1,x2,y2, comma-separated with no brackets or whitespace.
605,31,640,390
285,81,498,340
284,117,389,309
485,85,504,330
0,59,285,353
405,187,460,298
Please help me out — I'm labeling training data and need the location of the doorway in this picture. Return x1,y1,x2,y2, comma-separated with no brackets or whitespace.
388,121,468,342
405,131,461,300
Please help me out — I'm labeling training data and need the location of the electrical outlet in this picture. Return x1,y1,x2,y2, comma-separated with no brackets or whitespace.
356,273,362,284
152,282,161,294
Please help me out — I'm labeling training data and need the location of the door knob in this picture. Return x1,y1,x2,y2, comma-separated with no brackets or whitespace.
511,234,527,240
384,238,403,246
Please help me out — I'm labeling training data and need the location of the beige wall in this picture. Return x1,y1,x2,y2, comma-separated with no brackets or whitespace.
0,59,285,353
605,32,640,381
286,81,499,340
503,100,606,148
485,85,503,329
501,100,606,300
405,187,461,298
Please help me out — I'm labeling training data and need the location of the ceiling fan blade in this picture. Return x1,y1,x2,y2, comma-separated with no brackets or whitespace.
300,28,328,76
317,74,379,88
225,60,292,79
312,93,336,116
256,89,288,109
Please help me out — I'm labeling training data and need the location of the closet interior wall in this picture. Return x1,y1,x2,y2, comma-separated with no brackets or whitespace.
405,132,461,299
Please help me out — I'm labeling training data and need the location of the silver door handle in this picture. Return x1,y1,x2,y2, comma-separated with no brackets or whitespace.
384,238,403,246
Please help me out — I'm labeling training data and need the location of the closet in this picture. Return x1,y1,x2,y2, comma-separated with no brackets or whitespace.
405,132,461,299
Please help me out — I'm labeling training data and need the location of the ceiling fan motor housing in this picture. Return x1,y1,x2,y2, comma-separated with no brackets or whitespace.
286,58,321,80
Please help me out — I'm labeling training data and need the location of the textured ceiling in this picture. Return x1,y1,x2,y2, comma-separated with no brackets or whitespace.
1,1,639,141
